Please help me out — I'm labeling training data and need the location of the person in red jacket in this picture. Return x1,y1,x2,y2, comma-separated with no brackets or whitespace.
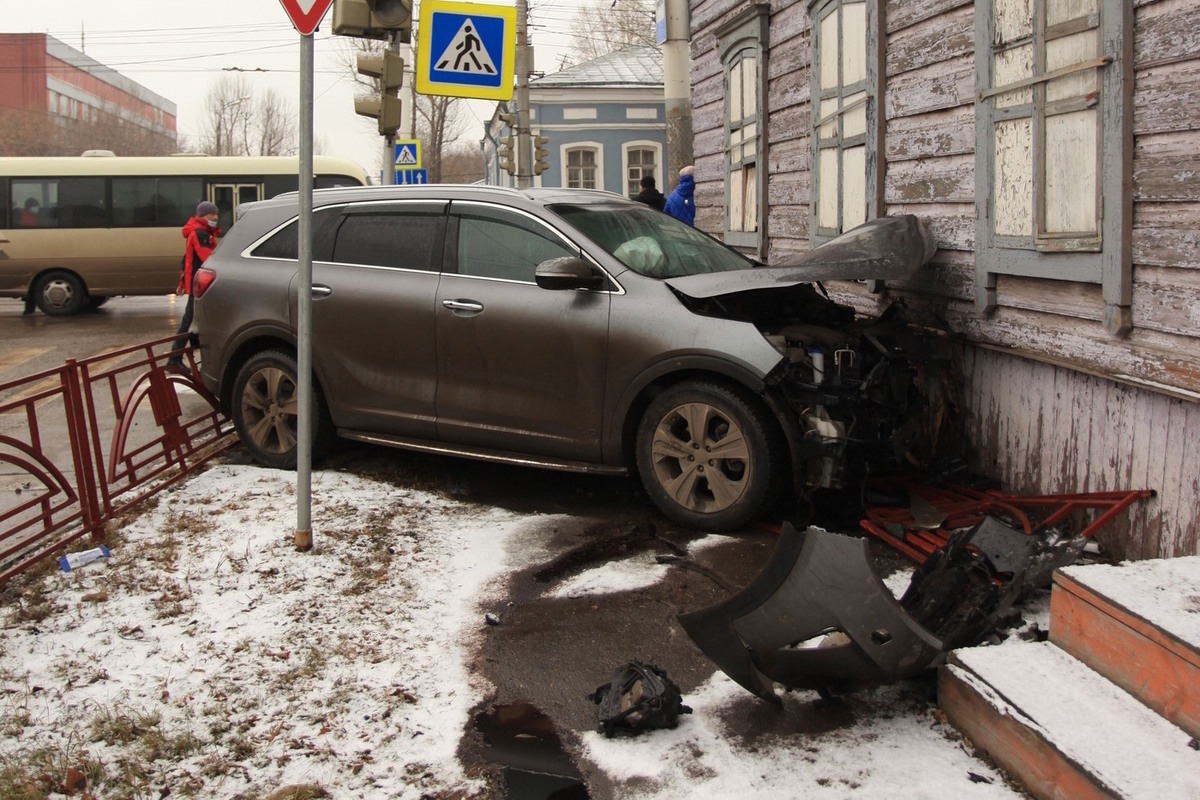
169,201,221,368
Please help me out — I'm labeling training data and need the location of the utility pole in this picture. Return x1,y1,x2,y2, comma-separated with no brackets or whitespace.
662,0,693,183
514,0,533,188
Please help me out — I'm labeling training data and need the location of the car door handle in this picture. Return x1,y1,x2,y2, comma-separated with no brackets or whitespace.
312,284,332,298
442,299,484,313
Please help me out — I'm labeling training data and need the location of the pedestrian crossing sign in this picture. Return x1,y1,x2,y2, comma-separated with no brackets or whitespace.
415,0,515,101
394,140,421,168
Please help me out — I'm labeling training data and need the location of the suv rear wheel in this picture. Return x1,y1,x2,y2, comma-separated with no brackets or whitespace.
231,350,332,469
635,381,777,532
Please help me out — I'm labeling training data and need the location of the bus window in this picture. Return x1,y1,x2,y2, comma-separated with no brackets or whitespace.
211,183,261,231
315,174,365,190
12,178,106,228
112,177,202,227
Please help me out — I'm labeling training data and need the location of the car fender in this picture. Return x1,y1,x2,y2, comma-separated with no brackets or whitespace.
602,350,781,466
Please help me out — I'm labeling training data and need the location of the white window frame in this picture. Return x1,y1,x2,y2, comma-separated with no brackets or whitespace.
561,143,603,191
809,0,883,246
623,141,662,199
974,0,1133,334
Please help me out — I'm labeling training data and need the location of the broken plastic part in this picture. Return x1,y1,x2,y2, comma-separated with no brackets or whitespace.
678,524,942,703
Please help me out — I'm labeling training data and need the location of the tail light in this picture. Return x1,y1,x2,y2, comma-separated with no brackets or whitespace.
193,267,217,299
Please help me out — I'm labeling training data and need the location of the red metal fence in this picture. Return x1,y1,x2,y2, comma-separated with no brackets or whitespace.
0,335,235,582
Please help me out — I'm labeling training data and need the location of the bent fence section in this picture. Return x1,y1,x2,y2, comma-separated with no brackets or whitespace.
0,335,235,583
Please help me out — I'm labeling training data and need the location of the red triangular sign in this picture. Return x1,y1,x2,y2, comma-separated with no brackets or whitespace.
278,0,335,36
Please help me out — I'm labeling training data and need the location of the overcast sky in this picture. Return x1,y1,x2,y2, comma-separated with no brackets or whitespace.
6,0,584,177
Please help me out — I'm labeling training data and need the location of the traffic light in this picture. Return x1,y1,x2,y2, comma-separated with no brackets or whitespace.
331,0,411,41
533,135,550,176
355,49,405,136
498,135,515,175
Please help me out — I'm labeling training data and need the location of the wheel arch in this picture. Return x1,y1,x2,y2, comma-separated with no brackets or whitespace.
216,330,333,423
611,357,793,474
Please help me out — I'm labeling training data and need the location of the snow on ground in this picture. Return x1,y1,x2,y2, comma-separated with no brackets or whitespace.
0,464,1029,798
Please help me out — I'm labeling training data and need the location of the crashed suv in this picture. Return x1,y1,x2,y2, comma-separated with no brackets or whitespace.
193,185,959,531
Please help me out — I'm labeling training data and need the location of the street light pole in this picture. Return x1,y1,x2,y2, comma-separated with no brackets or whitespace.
514,0,533,188
663,0,693,181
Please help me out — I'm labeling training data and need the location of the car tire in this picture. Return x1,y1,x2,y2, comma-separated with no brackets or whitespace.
33,270,88,316
231,350,333,469
635,381,779,532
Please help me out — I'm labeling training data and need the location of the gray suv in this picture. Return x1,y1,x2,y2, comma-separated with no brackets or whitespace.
193,185,959,531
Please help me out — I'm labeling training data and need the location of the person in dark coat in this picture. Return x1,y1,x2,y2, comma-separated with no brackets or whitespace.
663,165,695,226
632,175,666,211
169,201,222,368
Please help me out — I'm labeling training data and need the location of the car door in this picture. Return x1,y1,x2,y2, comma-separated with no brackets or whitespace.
434,202,612,463
300,200,447,438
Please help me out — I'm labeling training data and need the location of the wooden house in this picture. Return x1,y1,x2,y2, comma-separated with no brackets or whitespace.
688,0,1198,559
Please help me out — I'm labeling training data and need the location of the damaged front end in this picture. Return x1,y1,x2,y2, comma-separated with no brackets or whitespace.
667,216,964,494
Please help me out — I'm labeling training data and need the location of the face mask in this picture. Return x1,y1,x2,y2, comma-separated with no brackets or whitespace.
207,219,218,228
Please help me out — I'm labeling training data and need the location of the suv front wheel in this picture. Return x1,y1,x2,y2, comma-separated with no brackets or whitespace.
231,350,332,469
635,382,777,532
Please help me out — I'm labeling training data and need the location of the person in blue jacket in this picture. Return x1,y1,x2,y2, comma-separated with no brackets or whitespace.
663,165,695,226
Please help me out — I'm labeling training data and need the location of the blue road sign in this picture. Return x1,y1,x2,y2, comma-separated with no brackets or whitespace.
416,0,515,101
394,140,421,168
395,168,428,185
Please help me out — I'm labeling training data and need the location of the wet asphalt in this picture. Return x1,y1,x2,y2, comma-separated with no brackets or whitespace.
315,443,920,799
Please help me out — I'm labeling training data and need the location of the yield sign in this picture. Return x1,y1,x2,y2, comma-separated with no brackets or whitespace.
277,0,334,35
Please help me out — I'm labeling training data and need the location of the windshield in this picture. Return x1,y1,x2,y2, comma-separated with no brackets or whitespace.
549,203,754,279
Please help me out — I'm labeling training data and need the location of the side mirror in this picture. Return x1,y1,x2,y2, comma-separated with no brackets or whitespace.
535,256,604,291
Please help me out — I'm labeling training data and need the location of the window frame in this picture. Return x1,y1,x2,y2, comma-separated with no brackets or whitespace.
974,0,1133,334
562,144,603,191
716,4,770,254
623,142,662,199
808,0,884,247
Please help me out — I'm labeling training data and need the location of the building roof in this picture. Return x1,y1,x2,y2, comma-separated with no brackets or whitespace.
533,45,663,89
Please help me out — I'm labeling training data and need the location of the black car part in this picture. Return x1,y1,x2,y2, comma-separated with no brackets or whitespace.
588,661,692,737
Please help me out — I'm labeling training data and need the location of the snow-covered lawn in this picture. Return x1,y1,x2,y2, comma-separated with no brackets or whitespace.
0,464,1027,798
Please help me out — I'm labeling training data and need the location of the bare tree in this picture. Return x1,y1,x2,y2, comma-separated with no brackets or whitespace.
561,0,656,65
439,142,484,184
256,88,297,156
199,75,254,156
415,95,467,183
197,76,296,156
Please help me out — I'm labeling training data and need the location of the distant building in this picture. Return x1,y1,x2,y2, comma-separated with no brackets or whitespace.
0,33,176,155
483,45,666,198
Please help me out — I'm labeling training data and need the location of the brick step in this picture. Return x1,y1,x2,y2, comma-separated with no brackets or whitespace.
1051,557,1200,739
939,641,1200,800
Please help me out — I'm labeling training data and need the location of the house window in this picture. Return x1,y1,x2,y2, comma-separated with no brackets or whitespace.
974,0,1132,333
567,148,598,190
810,0,881,243
716,3,770,253
728,53,758,235
626,146,658,198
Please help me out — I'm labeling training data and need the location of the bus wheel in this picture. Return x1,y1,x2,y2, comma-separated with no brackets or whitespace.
33,271,88,316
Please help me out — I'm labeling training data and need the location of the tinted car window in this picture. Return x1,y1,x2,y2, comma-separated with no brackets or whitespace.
455,211,575,282
251,206,343,261
550,203,752,278
333,210,445,271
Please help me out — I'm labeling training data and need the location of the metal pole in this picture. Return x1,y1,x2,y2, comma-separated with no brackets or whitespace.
295,32,314,551
663,0,693,185
514,0,533,188
385,29,402,185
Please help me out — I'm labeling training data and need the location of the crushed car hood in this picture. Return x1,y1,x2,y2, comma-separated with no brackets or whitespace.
665,215,936,301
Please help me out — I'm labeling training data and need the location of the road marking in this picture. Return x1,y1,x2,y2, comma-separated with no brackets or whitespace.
0,346,132,413
0,347,50,376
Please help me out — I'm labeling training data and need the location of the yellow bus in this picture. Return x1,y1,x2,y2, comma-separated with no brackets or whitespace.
0,152,368,315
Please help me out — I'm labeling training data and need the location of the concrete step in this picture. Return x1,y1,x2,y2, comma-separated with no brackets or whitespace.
939,641,1200,800
1050,557,1200,739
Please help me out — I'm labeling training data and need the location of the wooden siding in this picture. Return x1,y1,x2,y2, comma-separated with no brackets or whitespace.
964,346,1198,560
688,0,1200,558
